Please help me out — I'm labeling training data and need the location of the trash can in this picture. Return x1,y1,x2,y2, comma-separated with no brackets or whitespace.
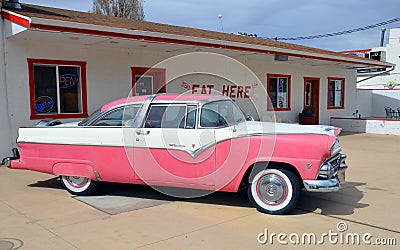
299,108,316,125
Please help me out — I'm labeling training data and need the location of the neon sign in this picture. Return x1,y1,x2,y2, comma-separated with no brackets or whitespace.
35,96,54,113
59,74,79,89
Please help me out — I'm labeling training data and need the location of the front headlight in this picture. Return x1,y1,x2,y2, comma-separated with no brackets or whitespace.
330,138,342,156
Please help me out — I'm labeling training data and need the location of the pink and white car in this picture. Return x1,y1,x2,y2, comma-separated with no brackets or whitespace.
2,94,347,214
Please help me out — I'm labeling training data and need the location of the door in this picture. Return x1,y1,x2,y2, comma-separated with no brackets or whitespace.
133,104,216,186
304,78,320,124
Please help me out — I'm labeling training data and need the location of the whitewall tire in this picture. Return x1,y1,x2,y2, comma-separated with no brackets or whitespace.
248,168,300,215
60,176,97,195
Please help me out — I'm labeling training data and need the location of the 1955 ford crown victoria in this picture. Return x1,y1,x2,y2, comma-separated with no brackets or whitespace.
2,94,347,214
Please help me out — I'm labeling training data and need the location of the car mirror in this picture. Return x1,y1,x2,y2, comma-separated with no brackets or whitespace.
246,114,254,121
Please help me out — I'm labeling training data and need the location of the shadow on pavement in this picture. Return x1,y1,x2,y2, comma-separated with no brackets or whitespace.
338,132,364,137
28,177,63,190
294,182,368,216
27,178,368,216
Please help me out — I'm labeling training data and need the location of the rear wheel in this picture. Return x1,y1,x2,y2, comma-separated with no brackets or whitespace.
248,168,300,215
60,176,97,195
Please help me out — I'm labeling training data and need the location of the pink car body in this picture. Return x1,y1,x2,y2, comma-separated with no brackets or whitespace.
3,94,347,214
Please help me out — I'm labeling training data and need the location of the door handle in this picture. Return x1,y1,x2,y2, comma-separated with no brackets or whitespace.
169,144,186,148
136,130,150,135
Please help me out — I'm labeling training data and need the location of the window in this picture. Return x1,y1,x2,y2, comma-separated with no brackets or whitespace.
200,101,245,128
28,59,87,120
131,67,166,96
267,74,291,111
185,106,197,129
91,106,140,127
328,78,345,109
304,82,312,107
144,105,187,128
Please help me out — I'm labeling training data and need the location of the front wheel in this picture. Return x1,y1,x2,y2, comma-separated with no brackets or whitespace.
60,176,97,195
248,168,300,215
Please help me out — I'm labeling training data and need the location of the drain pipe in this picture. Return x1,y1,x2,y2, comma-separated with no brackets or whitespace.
356,64,396,84
380,28,386,47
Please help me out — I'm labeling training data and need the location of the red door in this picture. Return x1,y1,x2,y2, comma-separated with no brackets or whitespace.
303,78,320,125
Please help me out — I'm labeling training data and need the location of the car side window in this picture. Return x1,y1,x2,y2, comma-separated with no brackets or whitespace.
200,100,245,128
92,106,139,127
144,105,187,128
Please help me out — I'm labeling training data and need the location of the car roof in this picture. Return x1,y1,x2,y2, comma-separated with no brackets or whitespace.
101,94,229,111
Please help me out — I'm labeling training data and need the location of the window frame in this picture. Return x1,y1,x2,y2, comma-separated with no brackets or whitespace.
90,105,140,127
143,104,193,129
199,100,246,129
131,67,166,96
267,74,291,111
28,58,88,120
327,77,345,110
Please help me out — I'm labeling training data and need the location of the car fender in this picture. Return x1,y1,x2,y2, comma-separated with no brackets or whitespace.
52,162,97,180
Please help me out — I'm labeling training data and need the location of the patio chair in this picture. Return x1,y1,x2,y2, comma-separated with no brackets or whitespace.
398,107,400,120
385,106,393,119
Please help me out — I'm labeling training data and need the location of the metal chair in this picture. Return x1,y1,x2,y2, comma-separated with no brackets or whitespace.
397,107,400,120
385,106,393,119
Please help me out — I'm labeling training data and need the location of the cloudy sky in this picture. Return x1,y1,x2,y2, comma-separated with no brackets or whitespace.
20,0,400,51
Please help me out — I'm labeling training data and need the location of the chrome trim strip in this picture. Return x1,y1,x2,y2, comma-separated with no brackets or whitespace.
1,158,11,167
93,171,102,181
1,148,20,167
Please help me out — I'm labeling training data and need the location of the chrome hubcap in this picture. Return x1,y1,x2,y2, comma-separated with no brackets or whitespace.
66,176,89,188
258,174,287,205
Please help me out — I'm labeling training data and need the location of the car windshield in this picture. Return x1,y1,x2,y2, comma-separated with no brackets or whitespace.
78,108,101,126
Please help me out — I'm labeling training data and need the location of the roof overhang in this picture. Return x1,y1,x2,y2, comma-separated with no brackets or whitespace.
2,8,394,69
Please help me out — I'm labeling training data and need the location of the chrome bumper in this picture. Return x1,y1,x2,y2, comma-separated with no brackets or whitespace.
1,148,20,167
303,154,348,192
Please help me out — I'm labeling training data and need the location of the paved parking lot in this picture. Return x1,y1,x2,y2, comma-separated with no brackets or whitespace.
0,133,399,249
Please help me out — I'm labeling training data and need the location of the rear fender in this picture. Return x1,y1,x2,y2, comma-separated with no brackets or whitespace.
52,163,97,181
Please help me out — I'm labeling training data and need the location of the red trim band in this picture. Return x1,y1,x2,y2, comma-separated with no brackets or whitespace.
331,117,400,121
1,10,31,28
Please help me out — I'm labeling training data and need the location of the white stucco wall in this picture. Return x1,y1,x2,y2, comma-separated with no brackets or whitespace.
331,118,400,135
1,30,358,158
371,90,400,117
355,89,372,118
0,17,13,160
356,89,400,118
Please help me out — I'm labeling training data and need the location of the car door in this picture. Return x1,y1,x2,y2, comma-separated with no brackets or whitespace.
134,103,216,187
199,100,250,190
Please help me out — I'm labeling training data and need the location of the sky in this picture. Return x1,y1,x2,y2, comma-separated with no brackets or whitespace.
19,0,400,51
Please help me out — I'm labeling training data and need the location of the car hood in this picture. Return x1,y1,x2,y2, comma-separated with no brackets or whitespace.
242,121,340,137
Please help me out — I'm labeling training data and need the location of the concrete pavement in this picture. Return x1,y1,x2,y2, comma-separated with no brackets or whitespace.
0,132,399,249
